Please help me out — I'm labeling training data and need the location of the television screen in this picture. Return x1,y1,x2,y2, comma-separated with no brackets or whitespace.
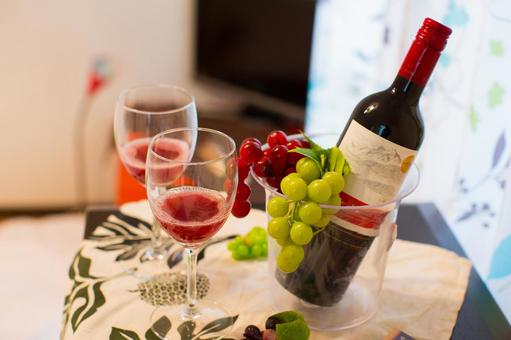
196,0,316,108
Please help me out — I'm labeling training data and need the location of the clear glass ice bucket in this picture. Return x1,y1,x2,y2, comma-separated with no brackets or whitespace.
251,134,420,331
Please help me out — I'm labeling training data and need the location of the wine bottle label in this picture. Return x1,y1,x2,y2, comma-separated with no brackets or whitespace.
332,120,417,232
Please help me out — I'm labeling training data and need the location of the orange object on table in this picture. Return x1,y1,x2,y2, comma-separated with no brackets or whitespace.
115,157,146,205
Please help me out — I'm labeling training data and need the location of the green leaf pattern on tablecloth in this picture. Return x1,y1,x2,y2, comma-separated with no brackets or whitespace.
109,327,141,340
62,250,108,335
107,315,237,340
145,316,172,340
89,214,154,262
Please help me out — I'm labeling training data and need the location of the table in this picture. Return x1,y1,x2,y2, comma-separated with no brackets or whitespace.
79,203,510,340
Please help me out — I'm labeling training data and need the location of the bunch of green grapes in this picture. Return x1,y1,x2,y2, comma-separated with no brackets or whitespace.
227,226,268,260
267,157,346,273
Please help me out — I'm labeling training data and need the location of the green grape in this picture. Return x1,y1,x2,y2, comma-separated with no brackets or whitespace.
251,226,266,236
293,206,302,221
281,175,307,201
307,179,332,203
276,237,290,246
298,201,322,225
227,241,237,251
254,233,267,245
268,217,291,239
244,234,255,246
313,215,330,228
261,243,268,256
290,221,313,245
232,251,243,260
237,244,249,258
322,171,345,195
268,196,290,217
323,194,341,215
296,158,321,184
252,244,262,257
277,244,305,273
227,236,243,250
285,172,301,179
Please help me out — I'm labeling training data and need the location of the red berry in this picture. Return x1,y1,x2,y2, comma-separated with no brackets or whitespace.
286,140,302,150
301,140,310,148
267,130,287,148
266,176,283,189
232,200,251,218
236,182,251,201
239,141,262,165
238,158,250,180
242,137,262,146
263,148,271,158
269,145,288,175
269,145,288,163
271,160,287,176
284,166,296,176
253,157,272,178
288,151,304,166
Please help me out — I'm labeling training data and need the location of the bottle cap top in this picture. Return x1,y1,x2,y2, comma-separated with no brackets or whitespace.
417,17,452,51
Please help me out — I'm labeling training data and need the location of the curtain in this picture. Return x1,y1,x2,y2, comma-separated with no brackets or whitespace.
306,0,511,321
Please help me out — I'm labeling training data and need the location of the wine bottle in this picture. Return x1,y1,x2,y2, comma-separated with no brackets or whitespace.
275,18,452,307
337,17,452,215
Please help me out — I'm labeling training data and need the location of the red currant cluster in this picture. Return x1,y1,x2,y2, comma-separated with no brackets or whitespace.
231,130,309,218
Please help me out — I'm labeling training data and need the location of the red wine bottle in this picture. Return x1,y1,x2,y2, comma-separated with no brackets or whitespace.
277,18,453,307
337,18,452,215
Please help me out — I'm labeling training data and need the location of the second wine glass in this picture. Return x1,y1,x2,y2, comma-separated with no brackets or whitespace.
146,128,238,338
114,85,198,278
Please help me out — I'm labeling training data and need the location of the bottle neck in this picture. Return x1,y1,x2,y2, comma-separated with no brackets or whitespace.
393,39,443,105
389,76,424,105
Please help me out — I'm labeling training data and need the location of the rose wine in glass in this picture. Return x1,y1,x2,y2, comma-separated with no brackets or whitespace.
146,128,237,337
114,85,198,279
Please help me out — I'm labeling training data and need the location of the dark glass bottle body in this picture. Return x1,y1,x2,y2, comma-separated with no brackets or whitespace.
338,76,425,150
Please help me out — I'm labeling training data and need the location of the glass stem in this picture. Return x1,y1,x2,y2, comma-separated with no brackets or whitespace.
151,218,163,249
184,247,199,319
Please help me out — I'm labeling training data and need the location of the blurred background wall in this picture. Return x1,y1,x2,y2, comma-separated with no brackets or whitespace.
0,0,193,208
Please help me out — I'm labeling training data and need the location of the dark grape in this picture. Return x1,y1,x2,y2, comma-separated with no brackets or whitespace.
267,130,287,148
240,141,262,165
265,316,281,330
243,325,262,340
236,182,251,201
253,157,272,178
232,200,251,218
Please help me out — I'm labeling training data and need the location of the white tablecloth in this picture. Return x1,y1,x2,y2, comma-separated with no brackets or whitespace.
60,200,471,340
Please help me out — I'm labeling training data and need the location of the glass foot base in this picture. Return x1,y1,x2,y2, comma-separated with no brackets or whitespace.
150,301,236,339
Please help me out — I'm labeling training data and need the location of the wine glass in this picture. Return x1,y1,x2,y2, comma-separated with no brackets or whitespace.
146,128,237,337
114,85,198,278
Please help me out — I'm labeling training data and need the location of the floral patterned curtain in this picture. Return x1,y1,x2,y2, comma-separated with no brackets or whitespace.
306,0,511,321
